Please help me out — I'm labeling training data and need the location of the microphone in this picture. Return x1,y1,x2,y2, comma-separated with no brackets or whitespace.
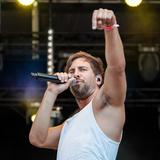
31,72,76,85
31,72,64,84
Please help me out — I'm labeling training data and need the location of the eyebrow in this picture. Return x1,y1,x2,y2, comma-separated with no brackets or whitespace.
68,66,89,72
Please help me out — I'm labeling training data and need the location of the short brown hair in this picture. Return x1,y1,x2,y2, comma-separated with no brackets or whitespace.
65,51,104,84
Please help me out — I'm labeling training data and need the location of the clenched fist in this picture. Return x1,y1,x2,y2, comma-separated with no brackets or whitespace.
92,8,117,30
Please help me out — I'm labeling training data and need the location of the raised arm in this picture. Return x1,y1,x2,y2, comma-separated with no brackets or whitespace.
92,9,126,106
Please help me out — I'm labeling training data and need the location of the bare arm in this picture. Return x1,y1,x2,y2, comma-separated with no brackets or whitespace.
104,28,126,106
92,9,126,107
29,74,74,149
92,9,126,142
29,89,60,149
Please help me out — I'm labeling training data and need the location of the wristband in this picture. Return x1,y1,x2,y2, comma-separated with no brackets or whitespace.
103,24,119,31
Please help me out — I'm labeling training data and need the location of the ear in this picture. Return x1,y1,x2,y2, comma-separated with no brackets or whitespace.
96,75,102,86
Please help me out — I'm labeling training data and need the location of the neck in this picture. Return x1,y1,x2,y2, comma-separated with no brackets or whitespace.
76,88,98,110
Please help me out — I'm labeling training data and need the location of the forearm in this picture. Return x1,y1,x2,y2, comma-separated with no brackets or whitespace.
29,89,57,146
103,28,126,105
104,28,125,70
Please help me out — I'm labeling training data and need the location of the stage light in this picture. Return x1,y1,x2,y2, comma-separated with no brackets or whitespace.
48,54,53,60
125,0,142,7
48,35,53,41
26,101,39,124
47,28,54,75
32,0,39,60
48,29,53,34
48,42,53,47
48,61,53,66
31,114,36,122
138,44,159,82
47,67,53,74
48,48,52,53
17,0,35,6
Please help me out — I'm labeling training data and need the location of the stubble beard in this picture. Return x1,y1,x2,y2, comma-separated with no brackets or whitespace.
70,83,90,100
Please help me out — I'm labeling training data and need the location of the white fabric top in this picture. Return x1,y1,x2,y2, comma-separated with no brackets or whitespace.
57,100,121,160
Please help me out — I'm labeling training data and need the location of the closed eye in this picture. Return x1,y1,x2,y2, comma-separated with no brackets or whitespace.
79,67,88,72
68,66,88,74
68,67,76,74
68,70,74,74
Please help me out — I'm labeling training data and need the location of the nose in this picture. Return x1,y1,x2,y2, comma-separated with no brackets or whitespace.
73,69,80,79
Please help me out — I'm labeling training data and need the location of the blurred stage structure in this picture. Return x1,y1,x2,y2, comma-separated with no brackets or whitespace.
0,0,160,123
1,0,160,106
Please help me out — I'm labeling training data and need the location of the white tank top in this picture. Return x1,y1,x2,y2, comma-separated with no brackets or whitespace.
57,100,121,160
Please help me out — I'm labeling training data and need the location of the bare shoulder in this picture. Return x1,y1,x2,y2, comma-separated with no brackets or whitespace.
92,90,125,142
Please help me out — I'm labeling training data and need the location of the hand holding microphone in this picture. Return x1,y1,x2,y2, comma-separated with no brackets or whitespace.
31,72,76,85
31,72,76,95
